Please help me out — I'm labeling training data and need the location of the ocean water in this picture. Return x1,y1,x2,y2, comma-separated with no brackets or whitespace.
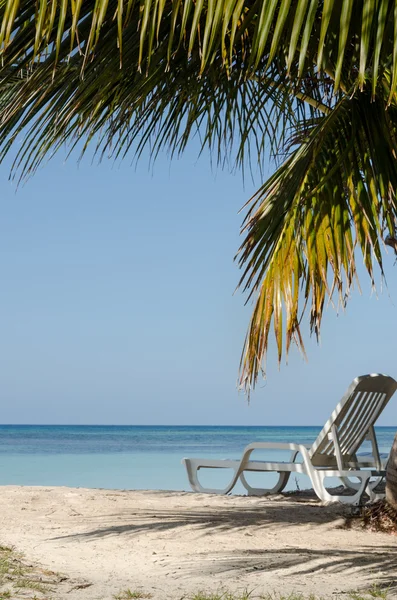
0,425,395,494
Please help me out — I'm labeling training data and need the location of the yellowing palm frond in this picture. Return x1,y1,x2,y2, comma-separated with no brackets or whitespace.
238,90,397,391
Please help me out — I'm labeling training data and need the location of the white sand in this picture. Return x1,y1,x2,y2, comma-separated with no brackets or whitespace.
0,486,395,599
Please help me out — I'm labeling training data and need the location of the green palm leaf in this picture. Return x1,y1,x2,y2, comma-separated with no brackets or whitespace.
237,89,397,391
0,1,397,392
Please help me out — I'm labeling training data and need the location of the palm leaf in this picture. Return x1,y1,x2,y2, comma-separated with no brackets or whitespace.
237,90,397,392
0,0,395,177
0,2,397,393
0,1,397,90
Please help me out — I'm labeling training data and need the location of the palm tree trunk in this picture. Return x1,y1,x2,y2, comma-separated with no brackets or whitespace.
386,433,397,509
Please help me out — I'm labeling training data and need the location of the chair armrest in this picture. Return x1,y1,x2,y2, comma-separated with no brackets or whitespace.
244,442,311,453
242,442,311,465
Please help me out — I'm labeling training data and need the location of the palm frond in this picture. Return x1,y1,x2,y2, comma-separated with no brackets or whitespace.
1,0,396,89
0,0,395,177
0,53,324,181
237,90,397,392
1,1,397,394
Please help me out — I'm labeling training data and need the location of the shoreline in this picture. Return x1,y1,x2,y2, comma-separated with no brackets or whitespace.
0,486,395,599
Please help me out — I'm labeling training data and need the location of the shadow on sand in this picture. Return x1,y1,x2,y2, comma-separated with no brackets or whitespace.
51,494,397,591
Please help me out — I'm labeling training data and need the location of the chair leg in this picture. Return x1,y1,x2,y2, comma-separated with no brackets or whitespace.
239,471,291,496
182,459,239,495
366,475,386,502
314,471,371,505
340,476,361,491
340,475,385,497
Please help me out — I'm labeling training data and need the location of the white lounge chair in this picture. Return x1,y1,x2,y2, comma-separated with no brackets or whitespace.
182,374,397,504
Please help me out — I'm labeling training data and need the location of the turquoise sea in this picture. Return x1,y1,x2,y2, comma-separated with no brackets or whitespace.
0,425,395,494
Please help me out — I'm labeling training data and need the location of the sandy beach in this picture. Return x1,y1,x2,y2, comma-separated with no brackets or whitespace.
0,486,395,599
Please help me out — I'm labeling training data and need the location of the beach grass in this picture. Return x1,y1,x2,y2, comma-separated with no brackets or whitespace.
1,544,391,600
347,584,390,600
191,591,389,600
113,590,153,600
0,544,58,599
183,589,389,600
190,592,314,600
111,589,389,600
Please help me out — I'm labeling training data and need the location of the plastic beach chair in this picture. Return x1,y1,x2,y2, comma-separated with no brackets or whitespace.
182,374,397,504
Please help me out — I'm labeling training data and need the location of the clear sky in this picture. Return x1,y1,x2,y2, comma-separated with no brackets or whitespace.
0,141,396,426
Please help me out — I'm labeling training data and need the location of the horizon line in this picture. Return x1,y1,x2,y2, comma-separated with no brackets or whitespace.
0,423,396,428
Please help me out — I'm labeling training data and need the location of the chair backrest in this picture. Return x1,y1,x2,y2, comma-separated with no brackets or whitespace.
309,374,397,467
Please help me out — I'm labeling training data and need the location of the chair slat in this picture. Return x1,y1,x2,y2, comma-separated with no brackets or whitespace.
338,391,379,454
309,374,397,467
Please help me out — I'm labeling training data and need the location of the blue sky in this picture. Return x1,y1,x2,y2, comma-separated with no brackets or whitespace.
0,143,396,426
